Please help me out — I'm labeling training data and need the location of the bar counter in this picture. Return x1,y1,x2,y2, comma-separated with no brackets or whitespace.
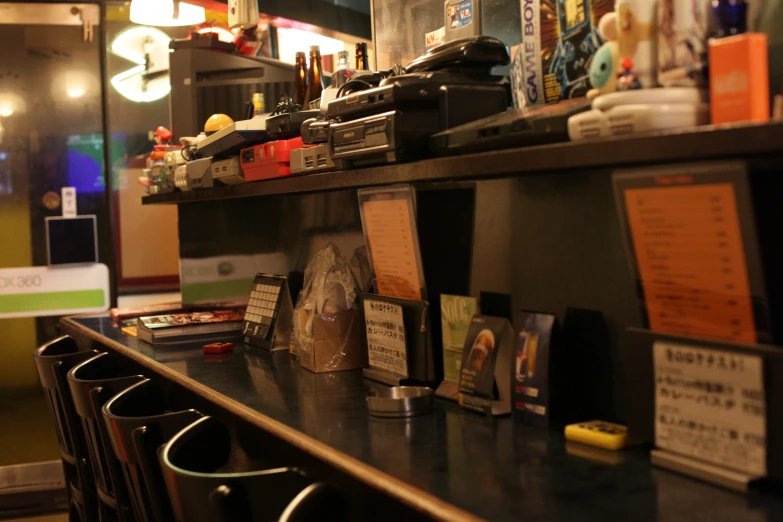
62,315,783,522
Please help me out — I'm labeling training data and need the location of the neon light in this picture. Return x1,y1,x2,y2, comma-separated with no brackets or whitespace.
110,27,172,103
130,0,206,27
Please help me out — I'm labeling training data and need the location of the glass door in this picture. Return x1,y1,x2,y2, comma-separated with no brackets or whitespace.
0,2,110,476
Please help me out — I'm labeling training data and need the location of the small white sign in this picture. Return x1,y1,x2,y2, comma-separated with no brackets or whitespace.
654,341,766,476
61,187,77,217
364,299,408,377
0,264,110,318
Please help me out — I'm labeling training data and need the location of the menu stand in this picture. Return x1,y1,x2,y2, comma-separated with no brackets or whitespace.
361,294,435,387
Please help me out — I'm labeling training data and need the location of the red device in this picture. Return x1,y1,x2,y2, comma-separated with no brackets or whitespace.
240,137,307,181
203,342,234,354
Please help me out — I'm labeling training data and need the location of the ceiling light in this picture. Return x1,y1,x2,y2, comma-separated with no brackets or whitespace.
0,106,13,117
276,27,346,64
67,87,86,99
129,0,205,27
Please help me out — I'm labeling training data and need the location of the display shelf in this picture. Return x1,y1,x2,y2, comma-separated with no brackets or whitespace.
62,315,783,522
143,122,783,205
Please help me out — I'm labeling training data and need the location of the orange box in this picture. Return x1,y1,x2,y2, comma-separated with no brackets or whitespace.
709,33,770,125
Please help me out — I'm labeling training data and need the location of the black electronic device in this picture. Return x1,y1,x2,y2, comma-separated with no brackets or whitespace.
265,110,321,140
327,71,509,121
430,98,592,156
46,216,98,266
301,118,331,144
330,109,441,167
405,36,510,74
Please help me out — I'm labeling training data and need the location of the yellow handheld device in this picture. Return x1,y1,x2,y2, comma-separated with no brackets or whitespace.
564,421,630,450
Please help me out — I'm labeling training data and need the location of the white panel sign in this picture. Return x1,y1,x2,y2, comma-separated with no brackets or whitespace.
654,341,766,476
364,299,408,377
61,187,77,217
0,264,110,318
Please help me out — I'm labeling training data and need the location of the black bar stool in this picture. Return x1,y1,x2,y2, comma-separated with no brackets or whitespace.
160,416,319,522
279,482,349,522
68,352,145,522
103,378,203,522
33,335,100,522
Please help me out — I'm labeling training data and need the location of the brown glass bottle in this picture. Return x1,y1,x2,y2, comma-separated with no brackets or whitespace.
304,46,324,107
355,42,369,70
294,51,308,107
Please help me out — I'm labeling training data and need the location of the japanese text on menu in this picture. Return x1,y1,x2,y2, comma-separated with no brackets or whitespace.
363,198,422,301
364,300,408,377
624,183,756,344
654,342,766,476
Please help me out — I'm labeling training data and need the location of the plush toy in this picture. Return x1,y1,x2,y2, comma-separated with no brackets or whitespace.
587,13,621,100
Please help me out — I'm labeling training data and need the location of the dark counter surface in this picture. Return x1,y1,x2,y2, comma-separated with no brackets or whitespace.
65,315,783,522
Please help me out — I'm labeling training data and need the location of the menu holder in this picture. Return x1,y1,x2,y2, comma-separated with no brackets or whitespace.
242,273,294,351
436,294,478,402
511,311,558,427
622,328,783,492
361,294,435,386
457,315,514,416
358,185,428,301
613,161,771,345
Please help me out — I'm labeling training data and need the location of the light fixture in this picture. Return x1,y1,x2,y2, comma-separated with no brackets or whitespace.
111,27,172,103
197,26,235,44
129,0,205,27
0,106,13,117
276,27,347,64
67,87,86,99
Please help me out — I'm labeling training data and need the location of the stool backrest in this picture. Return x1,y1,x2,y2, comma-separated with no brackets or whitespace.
34,336,101,522
103,378,203,522
68,352,145,521
160,416,314,522
33,336,99,461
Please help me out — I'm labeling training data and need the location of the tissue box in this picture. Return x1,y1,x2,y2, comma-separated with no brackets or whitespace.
298,308,366,373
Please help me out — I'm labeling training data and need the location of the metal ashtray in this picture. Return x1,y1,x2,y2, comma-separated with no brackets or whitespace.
366,386,434,418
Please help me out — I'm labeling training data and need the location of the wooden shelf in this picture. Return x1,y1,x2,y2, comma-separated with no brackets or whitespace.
142,122,783,205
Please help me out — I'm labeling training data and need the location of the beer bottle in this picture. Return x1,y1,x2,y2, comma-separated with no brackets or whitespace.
294,51,308,107
355,42,369,70
336,50,350,70
304,45,324,107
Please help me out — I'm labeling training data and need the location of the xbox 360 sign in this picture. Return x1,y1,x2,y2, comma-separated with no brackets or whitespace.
0,264,110,319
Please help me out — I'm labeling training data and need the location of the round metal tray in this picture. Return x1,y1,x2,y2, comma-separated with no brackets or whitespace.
366,386,434,418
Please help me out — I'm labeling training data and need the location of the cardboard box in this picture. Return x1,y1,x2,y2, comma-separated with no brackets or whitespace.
520,0,614,105
709,33,770,125
298,308,367,373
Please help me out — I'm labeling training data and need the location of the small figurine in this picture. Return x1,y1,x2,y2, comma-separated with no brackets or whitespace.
616,57,643,91
153,126,172,146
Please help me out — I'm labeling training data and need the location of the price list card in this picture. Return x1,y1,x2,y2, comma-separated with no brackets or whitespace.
359,187,425,301
616,166,764,345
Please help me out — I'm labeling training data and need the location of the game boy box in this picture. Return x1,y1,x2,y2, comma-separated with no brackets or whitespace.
520,0,613,105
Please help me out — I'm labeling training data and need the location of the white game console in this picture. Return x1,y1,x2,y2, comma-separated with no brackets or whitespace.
290,143,343,174
211,157,245,185
568,88,710,141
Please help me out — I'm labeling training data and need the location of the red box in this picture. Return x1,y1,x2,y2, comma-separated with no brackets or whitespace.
709,33,770,125
240,137,307,181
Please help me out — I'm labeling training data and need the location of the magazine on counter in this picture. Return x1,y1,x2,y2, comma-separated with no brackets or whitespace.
137,309,245,344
